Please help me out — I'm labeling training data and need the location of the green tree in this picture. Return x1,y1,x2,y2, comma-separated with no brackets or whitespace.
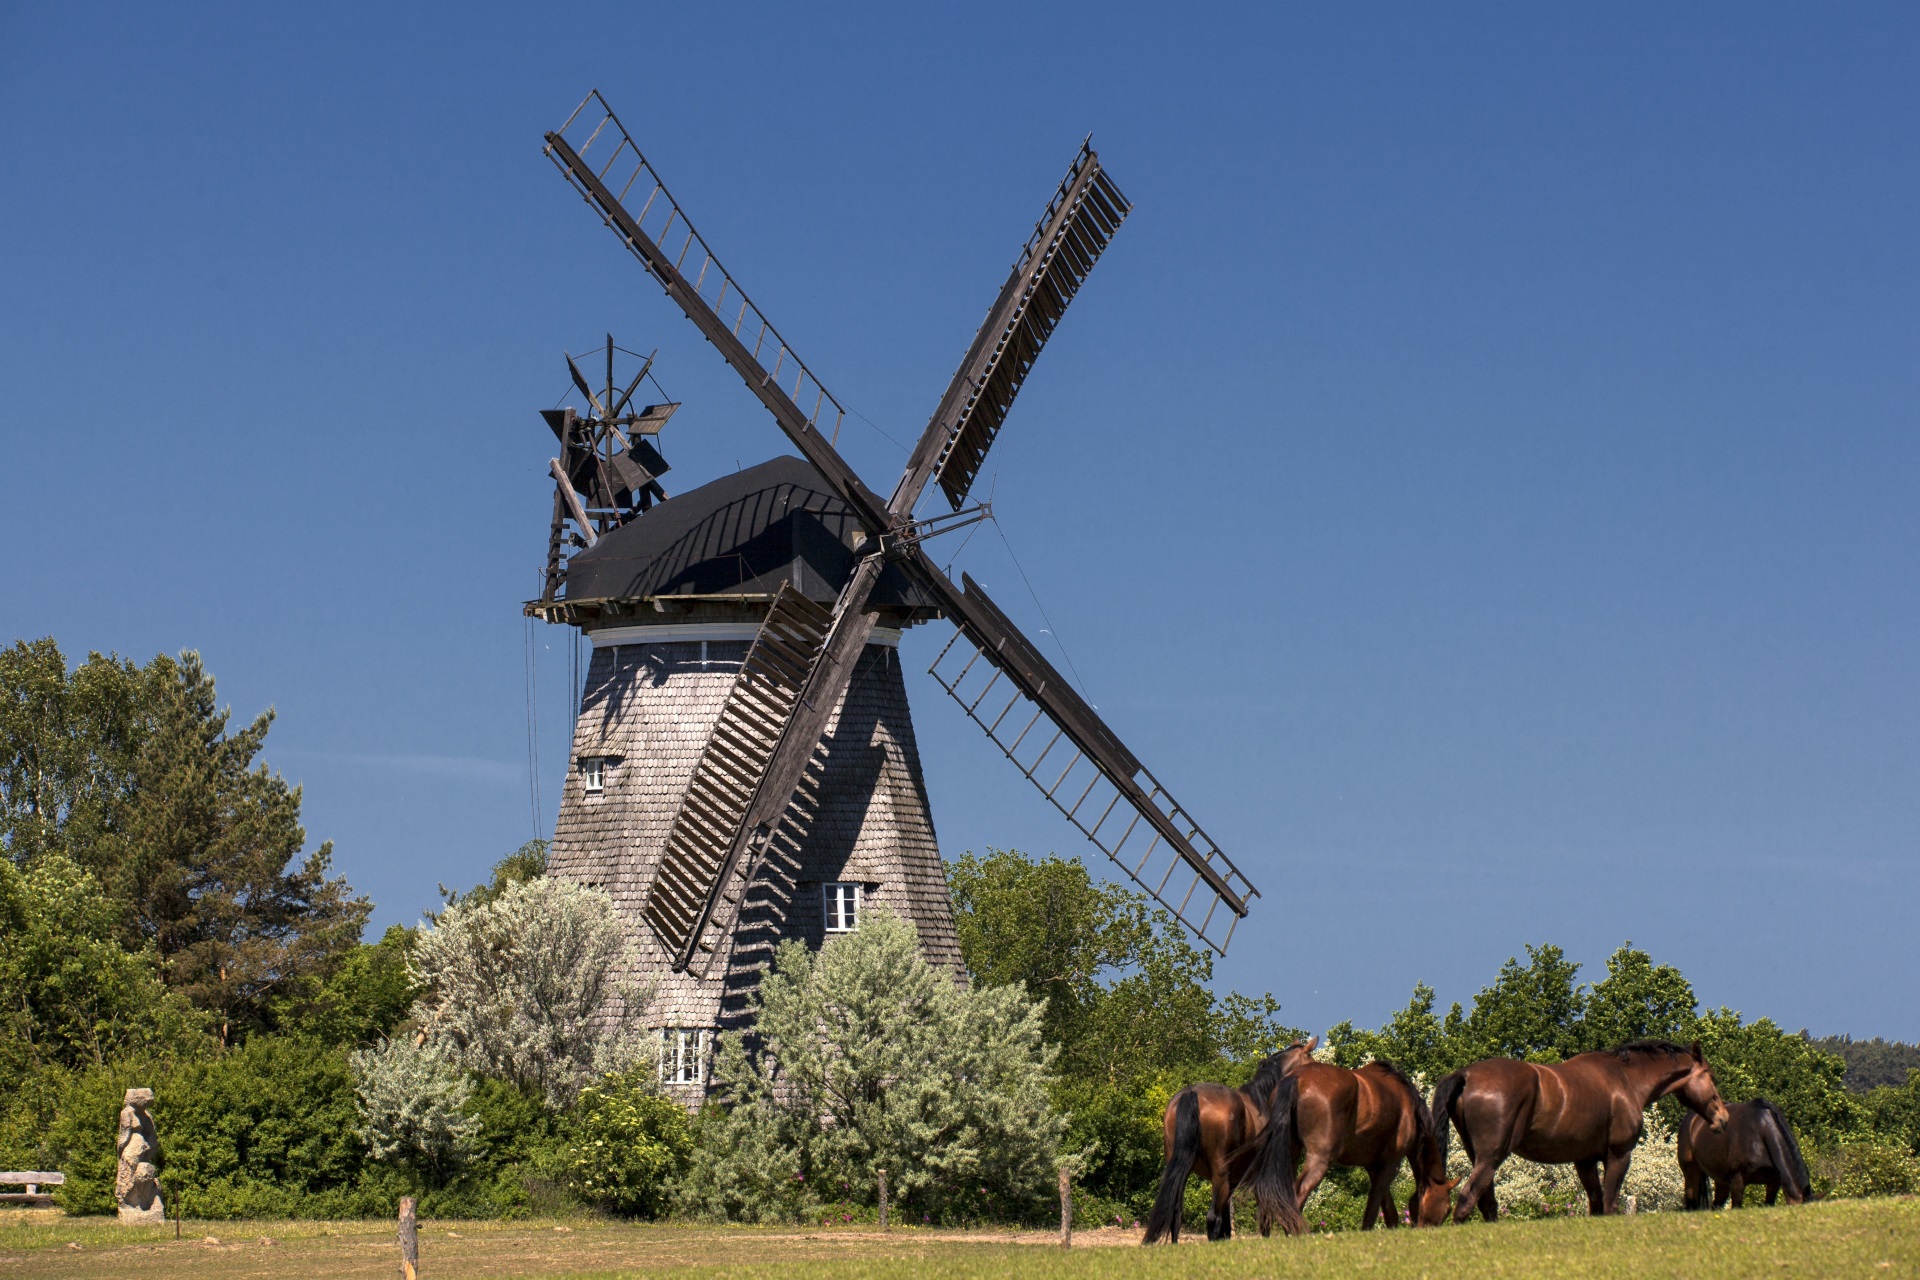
0,853,209,1074
350,1036,481,1183
946,849,1293,1086
1810,1035,1920,1093
1462,943,1588,1062
1580,943,1698,1051
1330,942,1699,1080
20,1038,385,1218
273,924,420,1047
437,839,548,912
1326,982,1458,1080
945,850,1297,1223
0,639,368,1043
1862,1071,1920,1156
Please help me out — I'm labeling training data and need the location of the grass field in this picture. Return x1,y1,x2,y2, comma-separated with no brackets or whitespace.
2,1198,1916,1279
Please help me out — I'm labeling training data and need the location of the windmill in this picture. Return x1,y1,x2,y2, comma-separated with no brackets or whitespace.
533,92,1260,1092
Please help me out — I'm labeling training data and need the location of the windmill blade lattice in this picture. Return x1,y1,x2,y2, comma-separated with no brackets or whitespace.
545,91,879,520
899,141,1131,516
922,567,1256,953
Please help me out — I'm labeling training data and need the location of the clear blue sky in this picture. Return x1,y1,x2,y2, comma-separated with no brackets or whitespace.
3,4,1915,1039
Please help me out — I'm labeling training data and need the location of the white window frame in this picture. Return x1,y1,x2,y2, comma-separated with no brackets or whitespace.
581,757,605,794
823,882,862,934
659,1028,708,1085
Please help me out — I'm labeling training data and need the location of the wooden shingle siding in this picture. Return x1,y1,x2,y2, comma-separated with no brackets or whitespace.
546,628,961,1102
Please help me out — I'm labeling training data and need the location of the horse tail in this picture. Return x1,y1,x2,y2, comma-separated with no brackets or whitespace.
1430,1070,1467,1167
1251,1073,1307,1237
1144,1090,1202,1244
1753,1098,1812,1201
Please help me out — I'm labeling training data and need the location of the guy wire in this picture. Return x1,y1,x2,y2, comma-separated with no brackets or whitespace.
524,615,543,839
988,508,1098,709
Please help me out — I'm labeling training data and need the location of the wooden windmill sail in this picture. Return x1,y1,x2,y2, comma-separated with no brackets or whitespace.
534,91,1259,1086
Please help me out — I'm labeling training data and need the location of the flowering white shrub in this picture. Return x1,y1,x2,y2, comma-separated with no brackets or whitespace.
409,876,651,1108
350,1036,481,1176
1443,1110,1685,1216
679,906,1063,1223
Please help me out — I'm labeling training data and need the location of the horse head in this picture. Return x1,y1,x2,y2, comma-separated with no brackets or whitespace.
1409,1177,1458,1226
1278,1035,1318,1074
1677,1041,1731,1132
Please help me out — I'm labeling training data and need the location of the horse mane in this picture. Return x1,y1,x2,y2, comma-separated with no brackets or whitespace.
1365,1057,1443,1175
1609,1039,1691,1062
1245,1046,1297,1103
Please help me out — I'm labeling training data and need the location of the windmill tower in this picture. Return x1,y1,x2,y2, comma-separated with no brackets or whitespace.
533,92,1262,1101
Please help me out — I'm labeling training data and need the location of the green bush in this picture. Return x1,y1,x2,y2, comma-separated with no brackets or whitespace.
0,854,211,1076
1812,1141,1920,1199
1862,1071,1920,1156
559,1071,691,1217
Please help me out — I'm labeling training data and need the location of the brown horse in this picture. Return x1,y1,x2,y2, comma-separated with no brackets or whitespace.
1142,1039,1317,1242
1680,1098,1812,1209
1431,1040,1731,1221
1256,1057,1458,1232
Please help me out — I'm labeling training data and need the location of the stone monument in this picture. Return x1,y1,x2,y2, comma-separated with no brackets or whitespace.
114,1087,164,1224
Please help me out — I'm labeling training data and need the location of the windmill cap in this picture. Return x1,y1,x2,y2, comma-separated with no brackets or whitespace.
560,455,937,614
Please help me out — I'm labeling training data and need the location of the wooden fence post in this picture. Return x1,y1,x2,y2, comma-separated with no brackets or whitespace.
877,1168,888,1231
398,1196,419,1280
1059,1166,1072,1248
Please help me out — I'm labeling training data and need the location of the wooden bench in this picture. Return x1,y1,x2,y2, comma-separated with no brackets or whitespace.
0,1173,64,1206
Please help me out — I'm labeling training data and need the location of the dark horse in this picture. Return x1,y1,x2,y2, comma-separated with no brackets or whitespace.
1142,1039,1316,1242
1431,1040,1731,1221
1257,1056,1458,1231
1680,1098,1812,1209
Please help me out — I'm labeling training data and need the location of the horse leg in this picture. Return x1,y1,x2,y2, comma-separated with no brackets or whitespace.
1682,1161,1706,1211
1206,1168,1234,1241
1575,1159,1605,1217
1452,1135,1513,1224
1365,1162,1399,1230
1599,1146,1633,1215
1711,1176,1730,1210
1293,1145,1334,1218
1764,1177,1779,1207
1726,1172,1747,1209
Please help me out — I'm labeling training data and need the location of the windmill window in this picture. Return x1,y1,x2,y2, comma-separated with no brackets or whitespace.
660,1028,708,1085
581,757,606,794
823,883,862,933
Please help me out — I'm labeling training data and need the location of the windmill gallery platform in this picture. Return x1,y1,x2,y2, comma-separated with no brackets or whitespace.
536,456,964,1101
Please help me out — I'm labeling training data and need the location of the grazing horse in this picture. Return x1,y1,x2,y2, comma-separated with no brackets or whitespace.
1679,1098,1812,1209
1256,1056,1459,1231
1431,1040,1731,1221
1142,1039,1317,1243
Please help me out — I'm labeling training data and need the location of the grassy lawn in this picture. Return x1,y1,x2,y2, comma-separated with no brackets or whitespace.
1,1198,1915,1279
